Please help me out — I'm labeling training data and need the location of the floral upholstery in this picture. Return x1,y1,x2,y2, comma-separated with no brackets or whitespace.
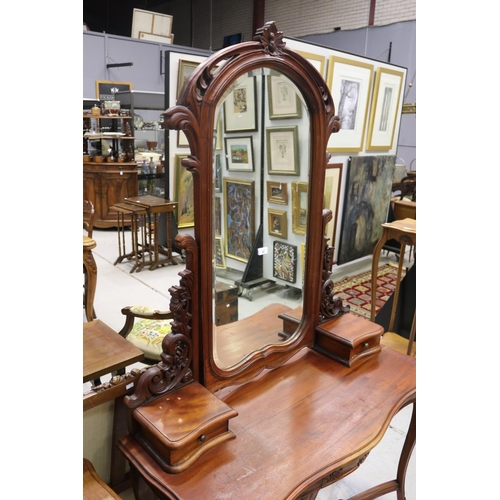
125,306,172,361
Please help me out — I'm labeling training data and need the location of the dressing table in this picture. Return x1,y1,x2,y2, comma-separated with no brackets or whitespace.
116,22,416,499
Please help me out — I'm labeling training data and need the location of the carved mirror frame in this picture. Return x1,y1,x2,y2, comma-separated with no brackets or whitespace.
163,23,341,393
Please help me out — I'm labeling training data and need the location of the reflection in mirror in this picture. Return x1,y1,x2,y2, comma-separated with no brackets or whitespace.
212,70,310,370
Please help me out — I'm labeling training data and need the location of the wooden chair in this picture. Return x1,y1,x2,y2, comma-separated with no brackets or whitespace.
399,175,416,201
83,458,121,499
118,306,174,365
83,200,97,321
83,200,95,237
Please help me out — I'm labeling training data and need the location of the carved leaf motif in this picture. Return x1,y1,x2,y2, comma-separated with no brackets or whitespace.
255,21,285,55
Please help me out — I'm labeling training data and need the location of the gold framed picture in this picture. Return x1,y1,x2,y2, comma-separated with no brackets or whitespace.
177,60,200,99
326,56,374,152
291,181,308,235
224,178,255,263
174,154,194,228
268,209,287,239
366,67,405,150
266,181,288,205
296,50,326,78
95,80,132,101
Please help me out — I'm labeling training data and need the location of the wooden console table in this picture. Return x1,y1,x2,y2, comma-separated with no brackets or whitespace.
83,319,144,384
371,218,416,355
84,319,146,492
118,346,416,499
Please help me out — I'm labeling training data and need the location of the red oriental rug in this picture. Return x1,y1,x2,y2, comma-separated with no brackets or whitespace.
334,263,405,319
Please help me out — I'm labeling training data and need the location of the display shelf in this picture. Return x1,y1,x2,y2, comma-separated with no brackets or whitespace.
83,106,138,228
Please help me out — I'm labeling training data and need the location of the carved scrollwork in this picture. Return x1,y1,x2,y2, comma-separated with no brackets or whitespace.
319,210,350,322
163,106,200,160
253,21,285,55
328,113,341,135
83,253,97,275
124,235,198,409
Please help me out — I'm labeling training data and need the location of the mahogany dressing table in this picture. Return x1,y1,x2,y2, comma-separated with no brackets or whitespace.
115,23,416,500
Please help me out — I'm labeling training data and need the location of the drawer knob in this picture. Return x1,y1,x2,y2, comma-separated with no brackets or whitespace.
199,435,206,443
363,342,369,349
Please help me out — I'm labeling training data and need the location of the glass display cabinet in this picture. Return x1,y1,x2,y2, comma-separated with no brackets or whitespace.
115,90,168,198
83,110,137,228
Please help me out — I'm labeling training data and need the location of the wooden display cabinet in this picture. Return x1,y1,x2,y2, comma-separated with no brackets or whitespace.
83,113,138,228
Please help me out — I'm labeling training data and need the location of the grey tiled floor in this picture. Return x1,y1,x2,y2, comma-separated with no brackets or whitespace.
85,227,415,500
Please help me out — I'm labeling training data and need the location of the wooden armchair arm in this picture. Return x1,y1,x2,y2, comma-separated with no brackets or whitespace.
118,306,174,338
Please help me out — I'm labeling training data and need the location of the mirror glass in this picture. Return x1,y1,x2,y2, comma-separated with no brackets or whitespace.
212,69,310,370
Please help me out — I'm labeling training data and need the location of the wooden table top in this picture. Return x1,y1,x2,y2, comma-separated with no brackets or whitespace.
124,195,177,212
83,319,144,383
119,345,416,499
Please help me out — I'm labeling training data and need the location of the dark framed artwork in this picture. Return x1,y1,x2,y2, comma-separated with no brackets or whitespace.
337,155,396,265
273,241,297,284
223,76,257,132
224,178,255,263
214,154,222,193
268,75,302,119
214,196,222,236
266,181,288,205
95,80,132,101
268,209,287,239
225,136,254,171
215,236,226,269
266,126,299,175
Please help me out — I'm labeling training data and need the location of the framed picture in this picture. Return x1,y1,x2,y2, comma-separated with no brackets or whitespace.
296,50,326,78
323,163,343,248
326,56,374,152
223,76,257,132
95,80,132,101
268,75,302,119
214,154,222,193
266,126,299,175
268,209,287,239
224,136,254,171
177,130,189,148
224,178,255,263
214,196,222,236
291,181,308,235
266,181,288,205
216,116,223,150
337,155,396,265
300,242,306,284
215,236,226,269
366,67,405,150
174,154,195,228
177,60,200,99
273,241,297,284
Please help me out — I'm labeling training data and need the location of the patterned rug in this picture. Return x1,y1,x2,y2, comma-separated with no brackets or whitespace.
334,263,405,319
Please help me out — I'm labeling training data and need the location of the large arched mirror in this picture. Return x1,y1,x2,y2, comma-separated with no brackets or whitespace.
212,69,310,371
164,22,340,392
